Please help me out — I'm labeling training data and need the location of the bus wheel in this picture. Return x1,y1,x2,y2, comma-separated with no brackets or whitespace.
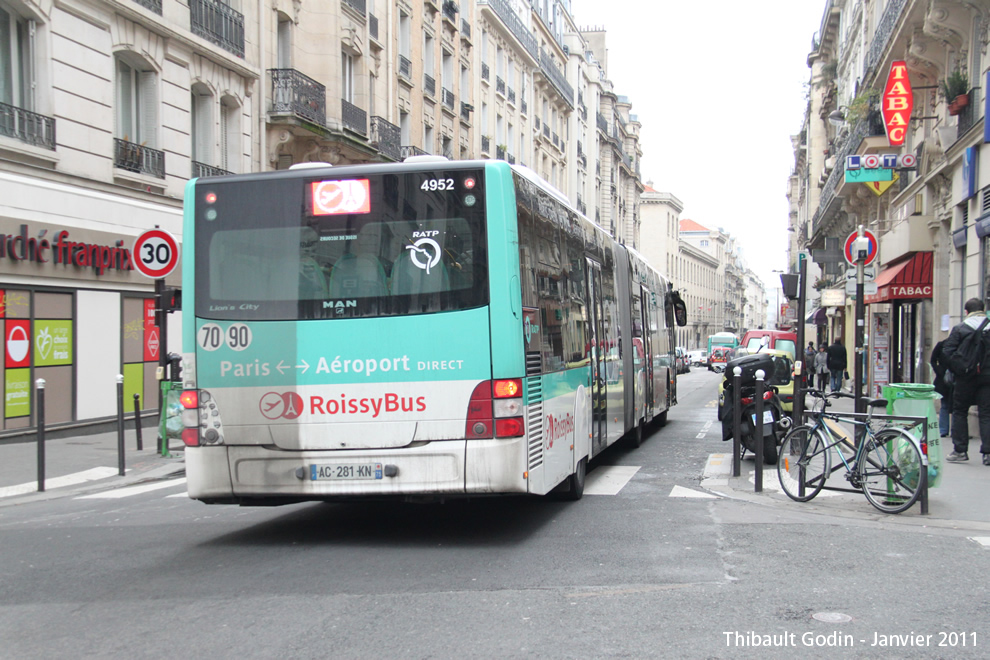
654,410,668,428
628,423,643,448
564,458,587,501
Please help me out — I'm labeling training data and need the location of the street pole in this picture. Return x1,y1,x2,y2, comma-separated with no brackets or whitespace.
854,225,866,416
794,257,807,425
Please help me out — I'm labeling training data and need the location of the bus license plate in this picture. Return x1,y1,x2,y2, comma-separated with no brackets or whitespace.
750,410,775,426
310,464,383,480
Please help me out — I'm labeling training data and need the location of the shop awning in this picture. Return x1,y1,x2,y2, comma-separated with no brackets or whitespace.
864,251,933,304
805,306,827,325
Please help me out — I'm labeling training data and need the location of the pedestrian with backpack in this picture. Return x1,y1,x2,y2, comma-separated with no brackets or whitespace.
941,298,990,464
826,338,847,393
930,339,954,438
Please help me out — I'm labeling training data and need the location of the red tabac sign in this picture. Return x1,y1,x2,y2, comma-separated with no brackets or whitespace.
882,61,912,146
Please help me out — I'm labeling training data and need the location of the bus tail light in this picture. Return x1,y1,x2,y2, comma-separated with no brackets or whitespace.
465,381,493,439
493,379,522,398
182,428,200,447
180,390,198,408
495,417,525,438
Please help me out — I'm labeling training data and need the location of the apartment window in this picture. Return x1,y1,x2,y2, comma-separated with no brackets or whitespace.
480,30,487,62
460,64,468,99
220,95,239,172
423,32,433,77
442,50,452,92
398,11,410,57
276,12,292,68
190,84,213,165
495,113,503,144
115,54,157,148
424,123,433,153
341,51,355,102
481,101,487,132
399,111,410,144
496,45,504,78
0,2,33,109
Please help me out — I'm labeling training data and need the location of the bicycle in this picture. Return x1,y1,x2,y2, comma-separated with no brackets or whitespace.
776,390,925,514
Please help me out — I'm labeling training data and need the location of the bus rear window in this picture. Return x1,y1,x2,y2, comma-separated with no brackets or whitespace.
195,171,488,321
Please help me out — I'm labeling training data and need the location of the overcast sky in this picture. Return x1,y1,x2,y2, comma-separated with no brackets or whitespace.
570,0,827,295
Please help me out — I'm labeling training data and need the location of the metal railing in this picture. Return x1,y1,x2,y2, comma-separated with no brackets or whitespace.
481,135,491,153
460,101,472,122
400,145,428,158
481,63,490,81
596,112,609,133
442,0,458,23
521,100,527,115
114,138,164,178
370,116,401,160
269,69,326,126
865,0,906,77
956,87,981,136
496,145,506,160
507,153,515,164
538,48,573,108
496,76,505,96
399,55,412,80
342,99,367,135
442,88,455,110
424,74,436,97
461,19,471,38
190,0,245,58
0,102,56,150
192,161,232,178
507,88,515,104
342,0,366,16
132,0,162,14
480,0,538,60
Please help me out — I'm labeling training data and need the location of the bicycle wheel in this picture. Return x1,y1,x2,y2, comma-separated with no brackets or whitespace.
777,425,830,502
858,428,923,514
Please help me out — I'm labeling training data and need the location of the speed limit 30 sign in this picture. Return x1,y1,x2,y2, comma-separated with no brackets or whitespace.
133,229,180,279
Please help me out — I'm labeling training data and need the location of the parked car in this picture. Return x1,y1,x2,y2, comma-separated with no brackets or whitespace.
687,349,708,367
675,347,690,374
708,346,736,373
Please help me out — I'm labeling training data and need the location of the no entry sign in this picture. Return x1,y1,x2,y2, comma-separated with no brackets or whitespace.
844,229,879,266
133,229,180,279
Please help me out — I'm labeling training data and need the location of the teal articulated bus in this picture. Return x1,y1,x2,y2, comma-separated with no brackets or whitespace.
180,158,686,505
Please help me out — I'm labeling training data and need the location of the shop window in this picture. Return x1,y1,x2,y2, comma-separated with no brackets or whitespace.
122,296,160,412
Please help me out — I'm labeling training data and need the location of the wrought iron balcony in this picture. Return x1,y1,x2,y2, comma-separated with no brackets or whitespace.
398,55,412,81
480,0,538,60
481,63,490,81
424,74,436,97
461,19,471,39
496,145,506,160
270,69,326,126
190,0,245,58
192,161,232,178
0,102,56,150
507,153,515,164
342,99,367,135
957,87,981,136
442,88,455,110
552,132,559,148
507,88,515,104
596,112,609,133
521,100,527,115
442,0,458,23
537,48,573,108
460,101,472,122
400,145,428,158
342,0,366,16
543,124,550,139
481,135,491,153
865,0,906,77
114,138,164,178
496,76,505,96
370,116,401,160
132,0,162,14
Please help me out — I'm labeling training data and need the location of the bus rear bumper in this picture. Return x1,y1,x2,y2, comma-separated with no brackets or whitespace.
185,438,529,503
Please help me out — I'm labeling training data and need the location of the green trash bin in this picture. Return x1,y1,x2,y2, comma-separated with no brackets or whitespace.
159,381,183,457
882,383,942,488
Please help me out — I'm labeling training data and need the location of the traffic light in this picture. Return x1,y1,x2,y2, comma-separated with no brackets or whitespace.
162,287,182,314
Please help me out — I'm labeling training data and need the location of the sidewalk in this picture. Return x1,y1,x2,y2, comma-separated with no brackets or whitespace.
702,391,990,528
0,424,185,506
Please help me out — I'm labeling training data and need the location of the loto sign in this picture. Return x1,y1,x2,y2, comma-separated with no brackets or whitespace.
882,61,912,146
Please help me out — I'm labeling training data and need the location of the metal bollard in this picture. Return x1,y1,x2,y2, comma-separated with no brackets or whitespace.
116,374,126,477
133,394,143,451
36,379,46,492
732,367,742,477
754,369,765,493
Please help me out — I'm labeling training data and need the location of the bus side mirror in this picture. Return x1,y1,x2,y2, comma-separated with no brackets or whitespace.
669,290,688,327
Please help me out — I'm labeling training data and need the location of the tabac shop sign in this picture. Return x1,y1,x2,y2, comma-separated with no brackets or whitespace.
882,61,912,147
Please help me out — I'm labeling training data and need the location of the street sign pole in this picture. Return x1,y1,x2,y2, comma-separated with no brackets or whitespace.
794,256,807,426
854,226,866,416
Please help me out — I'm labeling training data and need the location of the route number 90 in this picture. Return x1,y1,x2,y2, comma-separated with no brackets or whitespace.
198,322,252,351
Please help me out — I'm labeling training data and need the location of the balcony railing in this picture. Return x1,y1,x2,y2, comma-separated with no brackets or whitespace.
461,19,471,39
481,135,491,153
496,145,506,160
442,88,455,110
480,0,538,60
538,48,573,108
190,0,245,58
400,145,428,159
521,99,527,115
507,153,515,164
865,0,906,77
442,0,458,23
424,74,436,97
342,0,366,16
132,0,162,14
552,132,559,148
957,87,981,136
0,102,56,150
543,124,550,139
192,161,232,178
496,76,505,96
342,99,367,135
398,55,412,80
270,69,326,126
114,138,164,178
596,112,609,133
507,88,515,104
460,101,472,122
370,116,401,160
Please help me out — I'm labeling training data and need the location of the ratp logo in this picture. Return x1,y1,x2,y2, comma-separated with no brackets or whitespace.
259,391,304,420
405,238,441,274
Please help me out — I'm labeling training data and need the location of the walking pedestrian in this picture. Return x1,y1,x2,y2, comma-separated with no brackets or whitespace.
804,342,816,388
941,298,990,464
826,338,847,393
930,339,954,439
814,344,829,391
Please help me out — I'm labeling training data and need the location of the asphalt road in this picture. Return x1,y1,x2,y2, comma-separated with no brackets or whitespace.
1,369,988,659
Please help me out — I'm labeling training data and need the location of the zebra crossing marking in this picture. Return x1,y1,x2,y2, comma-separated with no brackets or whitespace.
77,478,187,500
0,467,120,499
585,465,640,495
